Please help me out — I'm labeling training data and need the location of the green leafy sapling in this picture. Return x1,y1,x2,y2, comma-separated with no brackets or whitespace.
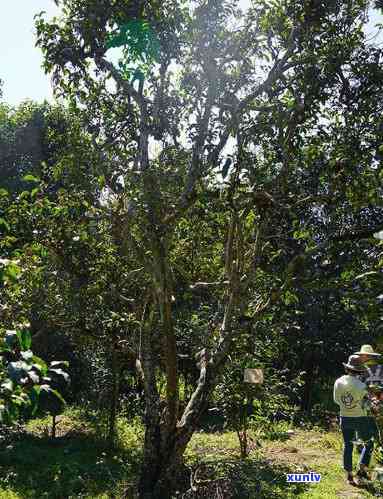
0,328,69,429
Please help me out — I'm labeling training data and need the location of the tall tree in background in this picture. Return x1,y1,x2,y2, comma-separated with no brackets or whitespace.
34,0,383,496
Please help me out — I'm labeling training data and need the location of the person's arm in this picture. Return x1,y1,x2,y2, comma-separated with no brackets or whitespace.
334,380,340,405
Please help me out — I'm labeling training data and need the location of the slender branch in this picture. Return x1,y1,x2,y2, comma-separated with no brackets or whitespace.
332,226,383,243
97,58,151,107
208,27,300,166
117,294,135,304
189,281,229,290
175,75,217,214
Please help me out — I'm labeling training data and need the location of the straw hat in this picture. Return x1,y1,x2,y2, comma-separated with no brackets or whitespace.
343,355,366,372
355,345,382,357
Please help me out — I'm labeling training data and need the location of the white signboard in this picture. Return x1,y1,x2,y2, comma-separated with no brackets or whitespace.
244,368,263,384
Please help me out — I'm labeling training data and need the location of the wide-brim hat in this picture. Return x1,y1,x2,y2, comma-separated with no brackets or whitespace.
355,345,382,357
343,355,366,372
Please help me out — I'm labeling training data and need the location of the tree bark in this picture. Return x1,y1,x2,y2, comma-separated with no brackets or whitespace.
138,304,162,497
137,213,247,497
301,353,315,415
108,343,119,445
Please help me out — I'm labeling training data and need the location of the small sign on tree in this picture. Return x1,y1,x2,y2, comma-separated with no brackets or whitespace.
244,368,264,384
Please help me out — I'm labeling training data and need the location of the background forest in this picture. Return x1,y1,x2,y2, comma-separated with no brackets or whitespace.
0,0,383,498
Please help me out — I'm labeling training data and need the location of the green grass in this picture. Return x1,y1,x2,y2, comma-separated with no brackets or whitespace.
187,426,383,498
0,434,136,498
299,463,347,499
0,409,143,498
0,411,382,498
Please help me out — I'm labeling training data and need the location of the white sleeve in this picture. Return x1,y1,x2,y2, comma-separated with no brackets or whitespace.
334,380,340,405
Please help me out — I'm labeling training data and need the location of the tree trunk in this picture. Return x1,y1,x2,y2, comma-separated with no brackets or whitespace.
108,343,119,445
138,301,162,497
301,354,315,415
138,341,227,497
138,340,211,497
139,443,190,499
51,415,57,439
137,213,257,497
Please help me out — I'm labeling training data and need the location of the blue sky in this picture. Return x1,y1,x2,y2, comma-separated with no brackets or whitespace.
0,1,381,106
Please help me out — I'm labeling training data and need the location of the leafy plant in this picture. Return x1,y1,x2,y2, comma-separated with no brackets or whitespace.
0,328,69,426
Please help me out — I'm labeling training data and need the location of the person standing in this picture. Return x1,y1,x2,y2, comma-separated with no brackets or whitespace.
334,355,376,485
355,345,383,461
355,345,383,386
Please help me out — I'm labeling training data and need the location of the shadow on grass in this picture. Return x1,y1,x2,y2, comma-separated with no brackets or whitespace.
360,479,383,497
0,430,140,498
183,456,311,499
0,431,318,499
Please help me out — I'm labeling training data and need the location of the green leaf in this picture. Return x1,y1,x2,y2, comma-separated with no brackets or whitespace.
20,350,34,361
32,355,48,375
29,386,41,415
283,290,299,305
22,174,40,183
50,360,69,369
17,330,32,351
0,218,10,232
50,388,66,404
39,385,66,415
28,370,40,384
98,175,105,189
0,404,5,423
48,368,70,384
31,187,40,198
3,262,21,282
7,360,31,383
1,380,13,392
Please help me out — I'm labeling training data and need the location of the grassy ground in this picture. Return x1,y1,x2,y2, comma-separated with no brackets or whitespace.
186,427,383,498
0,410,382,498
0,410,143,498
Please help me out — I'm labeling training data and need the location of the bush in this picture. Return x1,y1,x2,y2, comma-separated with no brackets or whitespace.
0,328,69,427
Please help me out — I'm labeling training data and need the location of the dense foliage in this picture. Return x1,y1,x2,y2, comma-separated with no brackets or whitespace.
0,327,69,425
0,1,382,497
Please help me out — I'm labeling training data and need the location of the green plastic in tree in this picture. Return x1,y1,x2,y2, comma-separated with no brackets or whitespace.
106,20,160,81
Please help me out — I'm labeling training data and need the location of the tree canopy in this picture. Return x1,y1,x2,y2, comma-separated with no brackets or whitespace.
0,1,382,497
